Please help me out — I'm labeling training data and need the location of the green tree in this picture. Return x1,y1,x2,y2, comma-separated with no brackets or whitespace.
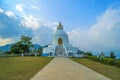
10,42,22,54
99,52,105,60
36,48,43,56
0,50,2,54
10,35,33,54
20,35,33,53
4,51,11,54
110,52,116,59
85,52,93,56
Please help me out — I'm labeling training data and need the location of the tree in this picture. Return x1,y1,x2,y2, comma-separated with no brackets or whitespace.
10,35,33,54
110,52,116,59
4,51,11,54
36,48,43,56
20,35,33,53
0,50,3,54
10,42,22,54
99,52,105,61
85,52,93,56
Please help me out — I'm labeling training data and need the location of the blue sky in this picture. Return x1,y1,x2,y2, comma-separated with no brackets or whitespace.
0,0,120,57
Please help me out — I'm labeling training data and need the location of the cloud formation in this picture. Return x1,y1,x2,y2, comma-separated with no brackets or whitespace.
5,10,16,18
32,26,53,45
0,8,33,45
16,4,24,13
31,5,40,10
15,4,42,30
21,15,41,30
69,7,120,55
0,38,12,46
0,7,57,46
0,8,4,13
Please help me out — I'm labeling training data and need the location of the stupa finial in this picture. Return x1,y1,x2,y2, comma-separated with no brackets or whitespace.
57,21,63,30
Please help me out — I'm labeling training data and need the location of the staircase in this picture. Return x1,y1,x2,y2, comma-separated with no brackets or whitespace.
55,45,66,57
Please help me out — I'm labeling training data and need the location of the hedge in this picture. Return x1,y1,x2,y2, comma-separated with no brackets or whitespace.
116,60,120,67
86,56,120,68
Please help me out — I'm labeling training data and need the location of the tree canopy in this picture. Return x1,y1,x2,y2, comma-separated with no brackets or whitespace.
110,52,116,59
10,35,33,54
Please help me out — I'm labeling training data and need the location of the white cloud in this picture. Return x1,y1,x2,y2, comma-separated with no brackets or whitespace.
0,8,16,18
69,7,120,54
5,10,16,18
43,22,58,27
21,15,41,30
43,22,58,31
16,4,24,13
31,5,40,10
15,4,42,30
32,26,53,45
29,21,58,45
0,38,12,46
31,0,39,2
0,8,4,13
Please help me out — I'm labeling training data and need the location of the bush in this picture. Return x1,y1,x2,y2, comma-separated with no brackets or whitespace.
101,58,116,65
116,60,120,68
4,51,11,54
101,58,108,64
86,55,120,68
85,52,93,56
107,58,116,65
87,56,100,62
110,52,116,59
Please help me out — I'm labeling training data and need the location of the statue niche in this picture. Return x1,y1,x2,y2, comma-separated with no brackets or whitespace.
58,38,63,45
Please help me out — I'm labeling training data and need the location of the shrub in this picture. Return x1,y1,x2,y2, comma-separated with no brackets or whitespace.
85,52,93,56
87,56,100,62
86,55,120,68
107,58,116,65
116,60,120,68
101,57,108,64
109,52,116,59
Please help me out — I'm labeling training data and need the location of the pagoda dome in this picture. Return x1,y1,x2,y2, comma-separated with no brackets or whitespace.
52,22,69,46
54,22,67,36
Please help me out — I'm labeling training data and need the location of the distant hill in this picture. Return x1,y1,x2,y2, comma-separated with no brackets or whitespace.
42,45,48,48
32,44,42,49
0,44,42,52
0,44,13,51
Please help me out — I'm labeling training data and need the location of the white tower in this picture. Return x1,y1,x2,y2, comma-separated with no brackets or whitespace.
52,22,69,47
42,22,79,57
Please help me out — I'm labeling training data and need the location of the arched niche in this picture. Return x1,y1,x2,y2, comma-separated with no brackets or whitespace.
58,38,63,45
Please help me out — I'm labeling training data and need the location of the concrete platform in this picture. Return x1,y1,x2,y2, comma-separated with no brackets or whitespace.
31,58,111,80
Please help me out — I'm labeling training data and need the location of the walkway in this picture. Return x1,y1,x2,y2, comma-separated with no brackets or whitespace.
31,58,111,80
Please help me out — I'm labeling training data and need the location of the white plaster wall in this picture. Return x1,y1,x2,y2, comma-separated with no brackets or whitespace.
52,30,69,46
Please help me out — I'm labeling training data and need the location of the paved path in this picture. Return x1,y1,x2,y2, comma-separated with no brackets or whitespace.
31,58,111,80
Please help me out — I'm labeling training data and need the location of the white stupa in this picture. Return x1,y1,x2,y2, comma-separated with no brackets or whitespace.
42,22,79,57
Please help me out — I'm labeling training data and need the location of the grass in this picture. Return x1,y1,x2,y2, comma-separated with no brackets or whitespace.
0,57,53,80
71,58,120,80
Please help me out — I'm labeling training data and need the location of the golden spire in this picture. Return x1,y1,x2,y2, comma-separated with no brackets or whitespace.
57,22,63,30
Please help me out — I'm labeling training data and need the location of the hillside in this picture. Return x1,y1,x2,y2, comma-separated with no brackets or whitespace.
0,44,42,51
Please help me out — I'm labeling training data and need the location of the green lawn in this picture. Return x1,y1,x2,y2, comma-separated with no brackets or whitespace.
71,58,120,80
0,57,53,80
